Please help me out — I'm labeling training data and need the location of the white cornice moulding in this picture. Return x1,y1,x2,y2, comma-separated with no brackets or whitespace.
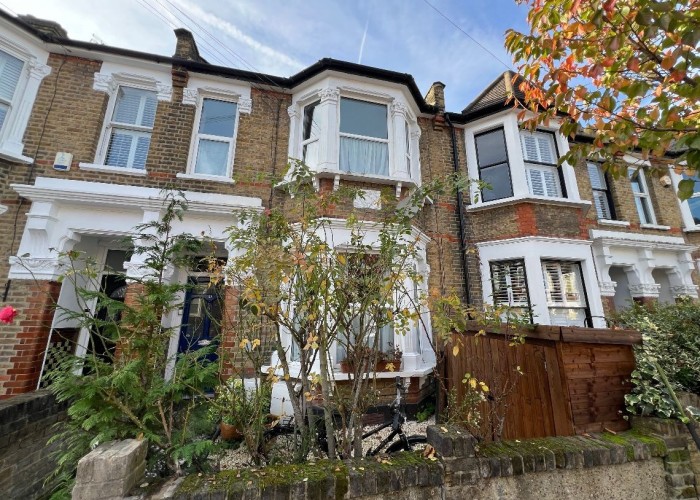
476,236,593,249
589,229,694,251
11,177,263,216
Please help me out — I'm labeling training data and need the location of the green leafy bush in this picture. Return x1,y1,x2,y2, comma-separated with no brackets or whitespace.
613,300,700,419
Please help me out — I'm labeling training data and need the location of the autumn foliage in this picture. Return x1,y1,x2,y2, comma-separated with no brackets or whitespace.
506,0,699,196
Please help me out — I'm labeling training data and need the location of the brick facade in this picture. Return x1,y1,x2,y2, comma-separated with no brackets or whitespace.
0,15,697,398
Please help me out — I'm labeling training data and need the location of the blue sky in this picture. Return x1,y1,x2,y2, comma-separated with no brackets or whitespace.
1,0,530,111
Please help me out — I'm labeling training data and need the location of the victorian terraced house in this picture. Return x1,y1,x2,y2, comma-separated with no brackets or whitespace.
0,12,697,411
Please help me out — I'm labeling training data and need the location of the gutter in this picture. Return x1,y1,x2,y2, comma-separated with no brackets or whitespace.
445,114,471,304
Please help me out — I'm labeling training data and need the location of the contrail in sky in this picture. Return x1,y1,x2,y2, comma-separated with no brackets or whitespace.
358,17,369,64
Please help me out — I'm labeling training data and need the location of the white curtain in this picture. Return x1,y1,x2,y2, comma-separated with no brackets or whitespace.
195,139,229,175
340,136,389,176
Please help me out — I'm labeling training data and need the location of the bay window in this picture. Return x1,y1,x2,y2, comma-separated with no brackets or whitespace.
520,130,562,198
105,87,157,169
191,98,238,177
628,168,656,224
339,97,389,176
475,127,513,202
542,260,589,327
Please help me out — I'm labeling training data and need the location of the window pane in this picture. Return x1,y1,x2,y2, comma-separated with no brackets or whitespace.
587,162,606,189
634,197,653,224
593,191,612,220
106,129,150,169
480,163,513,201
688,197,700,225
195,139,229,175
303,100,320,141
302,140,319,167
491,260,529,306
0,102,7,131
0,50,23,103
339,98,388,139
526,167,561,197
521,130,556,164
475,128,507,167
113,87,157,128
339,136,389,175
628,168,645,194
199,99,237,137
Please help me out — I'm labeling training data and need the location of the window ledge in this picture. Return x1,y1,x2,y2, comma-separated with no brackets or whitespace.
640,223,671,231
0,148,33,164
467,195,592,213
79,163,148,177
176,172,235,184
683,226,700,233
0,204,7,215
598,219,630,227
316,168,417,188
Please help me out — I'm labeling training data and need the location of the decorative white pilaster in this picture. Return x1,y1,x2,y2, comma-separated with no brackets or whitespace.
316,87,340,172
390,100,409,178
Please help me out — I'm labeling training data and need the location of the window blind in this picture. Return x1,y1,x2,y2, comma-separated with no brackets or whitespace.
0,50,23,104
527,167,561,197
491,260,529,307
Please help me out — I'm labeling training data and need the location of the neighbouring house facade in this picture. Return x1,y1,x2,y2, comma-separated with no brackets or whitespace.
0,12,697,409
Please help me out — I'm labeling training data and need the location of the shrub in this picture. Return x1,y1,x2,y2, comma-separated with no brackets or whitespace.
613,300,700,419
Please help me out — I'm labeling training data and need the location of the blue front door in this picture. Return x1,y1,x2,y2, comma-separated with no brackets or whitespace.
178,276,222,362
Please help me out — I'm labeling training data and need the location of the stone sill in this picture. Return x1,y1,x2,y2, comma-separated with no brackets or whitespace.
0,204,7,215
79,163,147,177
176,172,235,184
598,219,630,227
640,223,671,231
466,196,592,213
0,148,33,164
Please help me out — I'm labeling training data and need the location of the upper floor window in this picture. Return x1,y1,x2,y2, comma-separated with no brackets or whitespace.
339,97,389,176
628,168,656,225
587,162,615,220
542,260,589,327
681,172,700,225
0,50,23,133
302,99,320,168
191,98,238,177
105,87,157,170
475,128,513,202
490,259,530,313
520,130,562,198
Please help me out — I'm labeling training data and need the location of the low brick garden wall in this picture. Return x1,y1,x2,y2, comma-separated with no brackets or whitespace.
151,420,698,499
0,389,67,499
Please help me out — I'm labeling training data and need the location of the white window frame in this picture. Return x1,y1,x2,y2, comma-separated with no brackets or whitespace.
520,129,562,198
465,111,585,210
0,33,51,163
477,236,606,328
541,259,590,327
587,161,615,221
187,95,240,179
179,85,251,183
84,72,171,176
300,98,321,169
628,167,657,225
338,95,390,177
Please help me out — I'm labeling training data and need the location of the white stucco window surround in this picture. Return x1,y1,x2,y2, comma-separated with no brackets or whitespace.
179,76,252,182
0,31,51,163
477,236,606,328
81,65,172,175
286,74,422,195
590,229,698,304
8,176,262,281
465,110,588,211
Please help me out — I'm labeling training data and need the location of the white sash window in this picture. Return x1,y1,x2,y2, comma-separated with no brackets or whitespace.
339,97,389,176
105,87,157,169
490,259,530,312
520,130,562,198
542,260,589,327
192,98,238,177
0,50,23,133
587,162,615,220
301,99,320,168
628,167,656,225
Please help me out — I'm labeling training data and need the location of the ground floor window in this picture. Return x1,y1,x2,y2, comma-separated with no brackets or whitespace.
541,260,590,327
490,259,531,319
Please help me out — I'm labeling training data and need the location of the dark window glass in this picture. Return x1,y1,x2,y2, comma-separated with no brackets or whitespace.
339,97,388,139
475,128,513,202
303,100,320,141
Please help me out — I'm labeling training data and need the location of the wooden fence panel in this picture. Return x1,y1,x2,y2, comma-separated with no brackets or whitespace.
446,323,641,441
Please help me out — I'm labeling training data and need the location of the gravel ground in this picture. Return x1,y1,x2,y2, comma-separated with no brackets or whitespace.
218,416,434,470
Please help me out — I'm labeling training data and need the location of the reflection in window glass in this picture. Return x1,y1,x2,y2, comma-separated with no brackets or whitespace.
193,98,238,176
339,97,389,176
475,128,513,202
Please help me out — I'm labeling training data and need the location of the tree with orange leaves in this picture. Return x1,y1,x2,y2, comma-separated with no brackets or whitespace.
506,0,699,198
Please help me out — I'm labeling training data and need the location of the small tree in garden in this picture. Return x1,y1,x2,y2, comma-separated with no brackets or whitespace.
45,193,220,497
506,0,700,191
226,162,468,459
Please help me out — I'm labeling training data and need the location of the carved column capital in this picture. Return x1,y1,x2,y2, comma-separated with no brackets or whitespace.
319,87,340,104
